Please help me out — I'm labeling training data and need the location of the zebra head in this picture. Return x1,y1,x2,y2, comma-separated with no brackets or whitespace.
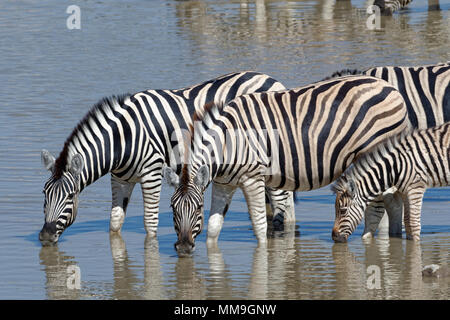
40,150,84,246
164,165,210,256
331,176,366,243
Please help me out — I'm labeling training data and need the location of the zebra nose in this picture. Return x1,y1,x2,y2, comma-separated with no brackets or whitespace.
42,221,57,234
332,228,347,243
174,240,195,257
39,222,59,245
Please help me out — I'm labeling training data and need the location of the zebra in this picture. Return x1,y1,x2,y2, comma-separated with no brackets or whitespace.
325,62,450,237
39,71,292,245
164,75,411,255
331,122,450,242
324,62,450,129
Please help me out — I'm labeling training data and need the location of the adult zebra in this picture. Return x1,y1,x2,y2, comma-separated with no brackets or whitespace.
325,62,450,237
164,75,410,255
325,62,450,129
332,122,450,242
39,71,292,245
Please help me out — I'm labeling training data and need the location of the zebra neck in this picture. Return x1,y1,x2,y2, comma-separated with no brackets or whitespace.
352,157,393,201
66,143,112,192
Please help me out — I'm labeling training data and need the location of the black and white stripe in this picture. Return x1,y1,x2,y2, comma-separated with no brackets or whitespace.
332,122,450,242
165,75,411,253
325,62,450,236
39,71,287,245
325,62,450,129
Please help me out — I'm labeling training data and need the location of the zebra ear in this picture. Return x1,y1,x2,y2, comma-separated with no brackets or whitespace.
163,166,180,188
41,149,55,172
194,165,209,188
69,154,84,176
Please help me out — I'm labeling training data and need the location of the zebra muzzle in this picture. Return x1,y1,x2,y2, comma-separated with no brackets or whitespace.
174,238,195,257
331,228,348,243
39,222,59,246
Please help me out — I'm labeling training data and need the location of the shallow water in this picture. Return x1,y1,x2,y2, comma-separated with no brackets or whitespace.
0,0,449,300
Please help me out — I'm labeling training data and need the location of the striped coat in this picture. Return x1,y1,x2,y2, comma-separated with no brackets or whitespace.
332,122,450,242
39,71,288,245
165,75,411,254
325,62,450,237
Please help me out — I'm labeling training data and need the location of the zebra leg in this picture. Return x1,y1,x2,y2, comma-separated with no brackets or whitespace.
383,191,403,237
265,188,295,230
402,186,425,241
206,182,237,246
362,197,386,239
240,176,268,245
362,188,403,238
140,165,164,237
110,175,136,232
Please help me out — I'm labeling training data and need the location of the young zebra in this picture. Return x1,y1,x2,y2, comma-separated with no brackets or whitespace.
325,62,450,237
331,122,450,242
39,71,291,245
164,75,410,255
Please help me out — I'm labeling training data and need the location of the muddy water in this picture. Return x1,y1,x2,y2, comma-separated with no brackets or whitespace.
0,0,448,299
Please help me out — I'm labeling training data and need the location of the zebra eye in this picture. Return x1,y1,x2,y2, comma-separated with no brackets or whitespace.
67,193,75,200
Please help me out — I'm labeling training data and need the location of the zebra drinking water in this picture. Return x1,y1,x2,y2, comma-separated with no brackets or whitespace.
331,122,450,242
39,71,291,245
164,75,410,255
326,62,450,237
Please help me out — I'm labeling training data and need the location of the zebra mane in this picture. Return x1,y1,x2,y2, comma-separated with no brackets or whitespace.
179,100,220,189
53,93,131,179
190,100,216,132
331,171,351,195
321,69,364,81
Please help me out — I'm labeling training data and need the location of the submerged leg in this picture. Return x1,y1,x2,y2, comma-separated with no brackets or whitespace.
362,197,385,239
383,191,403,237
265,188,296,230
110,175,136,232
402,186,425,241
206,182,237,246
362,188,403,238
240,175,268,245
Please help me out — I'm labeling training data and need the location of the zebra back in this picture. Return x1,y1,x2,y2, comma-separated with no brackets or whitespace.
126,71,286,174
187,75,410,191
334,121,450,202
326,62,450,129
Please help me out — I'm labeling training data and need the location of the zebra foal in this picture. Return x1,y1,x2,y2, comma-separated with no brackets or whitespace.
332,122,450,242
326,61,450,237
164,75,410,255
